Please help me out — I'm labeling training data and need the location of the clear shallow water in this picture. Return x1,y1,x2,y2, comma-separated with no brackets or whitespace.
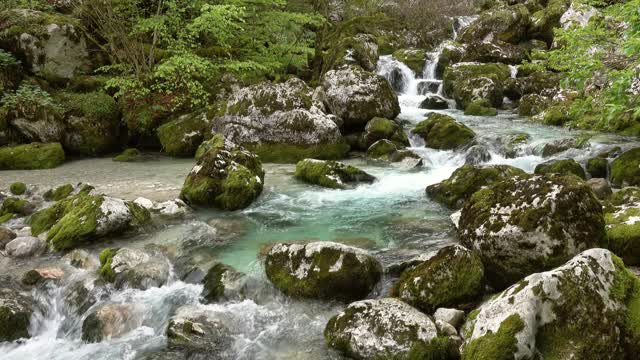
2,63,640,360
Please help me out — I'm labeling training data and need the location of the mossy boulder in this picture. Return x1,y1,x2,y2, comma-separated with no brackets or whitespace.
166,305,233,357
361,117,409,149
0,286,33,341
201,263,248,303
195,134,225,161
295,159,376,189
366,140,422,166
529,0,571,45
393,245,485,313
459,4,531,44
325,298,451,360
0,142,64,169
443,62,510,101
28,193,151,251
0,197,34,219
113,148,142,162
412,113,476,150
532,104,572,126
426,164,527,209
461,40,527,65
419,95,449,110
9,182,26,195
322,33,379,73
97,247,170,290
604,188,640,265
518,94,551,116
464,99,498,116
541,138,583,157
158,112,212,157
435,41,467,78
213,78,348,163
459,174,607,289
611,148,640,188
500,132,531,158
180,144,264,210
43,183,74,201
265,241,382,301
534,159,586,179
586,157,608,178
366,139,399,160
461,249,640,359
392,48,427,74
321,65,400,131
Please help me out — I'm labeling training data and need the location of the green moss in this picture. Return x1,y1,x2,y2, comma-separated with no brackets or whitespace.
363,117,409,149
0,197,31,217
201,263,235,302
606,207,640,265
611,148,640,188
519,94,550,117
246,142,350,163
0,302,30,342
534,159,586,179
535,105,572,126
195,134,225,160
0,142,65,170
0,213,13,223
406,336,452,360
366,139,398,160
464,100,498,116
9,182,26,195
43,184,74,201
462,314,525,360
443,63,511,98
97,247,119,283
157,112,209,157
586,157,608,178
413,113,475,150
392,49,427,74
295,159,375,189
113,148,142,162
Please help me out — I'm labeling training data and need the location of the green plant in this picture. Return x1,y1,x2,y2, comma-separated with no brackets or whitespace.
0,83,63,120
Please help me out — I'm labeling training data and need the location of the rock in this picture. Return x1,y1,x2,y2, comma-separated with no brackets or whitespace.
505,72,562,101
462,40,527,64
98,248,170,290
459,4,531,44
436,319,458,336
158,112,212,157
460,249,640,359
419,95,449,110
532,104,572,126
459,174,607,289
82,304,143,343
412,113,475,150
611,148,640,188
604,188,640,265
393,245,485,313
586,178,612,200
166,305,233,358
366,139,400,161
295,159,376,189
9,182,26,195
500,133,531,158
534,158,586,179
464,99,498,116
63,278,99,316
0,227,16,249
265,241,382,301
435,41,467,78
392,48,426,74
322,33,379,72
417,81,441,95
212,78,348,162
0,142,65,170
22,267,64,285
64,249,98,269
426,164,527,209
0,286,33,341
325,298,450,359
180,143,264,210
361,117,409,149
4,236,46,257
321,65,400,131
389,150,424,169
113,148,143,162
518,94,551,116
134,197,189,219
1,197,35,218
586,157,608,178
44,183,75,201
201,263,247,302
464,145,492,165
529,0,571,44
443,63,510,99
541,138,582,157
28,193,151,251
195,134,225,161
434,308,466,329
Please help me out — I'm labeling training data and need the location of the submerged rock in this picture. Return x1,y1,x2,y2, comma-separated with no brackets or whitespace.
464,99,498,116
534,158,586,179
201,263,248,303
113,148,143,162
166,305,233,358
458,174,606,289
611,147,640,188
412,113,475,150
295,159,376,189
461,249,640,359
82,304,143,343
0,286,33,341
98,247,170,290
0,142,65,170
393,245,485,313
265,241,382,301
426,164,526,209
464,145,492,165
541,138,584,157
325,298,450,359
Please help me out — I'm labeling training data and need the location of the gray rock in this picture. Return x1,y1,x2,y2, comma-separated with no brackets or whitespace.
167,305,233,358
81,304,143,343
5,236,46,257
419,95,449,110
541,138,583,157
109,248,171,290
436,319,458,336
63,249,98,270
433,308,465,329
0,227,16,249
0,286,33,341
464,145,492,165
586,178,612,199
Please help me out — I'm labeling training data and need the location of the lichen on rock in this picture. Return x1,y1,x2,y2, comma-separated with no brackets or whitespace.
412,113,476,150
295,159,376,189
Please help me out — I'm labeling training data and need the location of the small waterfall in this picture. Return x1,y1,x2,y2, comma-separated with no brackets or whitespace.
509,65,518,79
377,55,419,96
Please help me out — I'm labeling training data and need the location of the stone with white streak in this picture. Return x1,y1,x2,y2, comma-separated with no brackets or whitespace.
265,241,382,301
104,248,171,290
604,187,640,265
434,308,465,329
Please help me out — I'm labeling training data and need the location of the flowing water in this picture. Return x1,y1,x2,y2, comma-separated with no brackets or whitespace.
1,33,639,360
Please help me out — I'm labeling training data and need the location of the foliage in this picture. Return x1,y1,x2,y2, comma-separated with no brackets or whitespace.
0,49,20,68
0,0,54,11
0,83,63,120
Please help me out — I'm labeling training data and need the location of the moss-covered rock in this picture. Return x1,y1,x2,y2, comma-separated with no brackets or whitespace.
157,112,212,157
586,157,608,178
459,174,607,289
321,65,400,131
9,182,26,195
500,132,531,158
166,305,233,357
443,62,510,100
541,138,583,157
459,4,531,44
43,183,74,201
412,113,476,150
611,148,640,188
462,40,527,65
201,263,247,303
464,99,498,116
180,143,264,210
295,159,376,189
195,134,225,161
28,193,150,251
532,104,572,126
529,0,571,45
361,117,408,149
366,139,399,160
0,197,34,219
113,148,142,162
534,159,586,179
419,94,449,110
0,142,64,169
461,249,640,359
97,247,170,290
393,245,485,313
518,94,551,116
604,188,640,265
0,286,33,341
392,48,427,74
435,41,466,78
322,33,379,73
426,164,527,209
325,298,450,360
265,241,382,301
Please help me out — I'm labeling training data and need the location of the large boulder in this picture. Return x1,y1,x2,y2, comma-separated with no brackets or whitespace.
604,188,640,265
443,62,511,97
97,248,170,290
0,285,33,341
459,4,531,44
295,159,376,189
412,113,475,150
158,112,212,157
81,304,143,343
361,117,409,149
529,0,571,45
0,142,65,170
458,174,607,289
518,93,551,116
426,164,527,209
611,148,640,188
392,48,427,74
325,298,451,359
166,305,233,358
462,40,527,65
393,245,485,313
265,241,382,301
212,78,348,163
322,33,379,73
443,62,510,109
534,158,586,179
460,249,640,360
180,142,264,210
321,65,400,131
28,192,151,251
